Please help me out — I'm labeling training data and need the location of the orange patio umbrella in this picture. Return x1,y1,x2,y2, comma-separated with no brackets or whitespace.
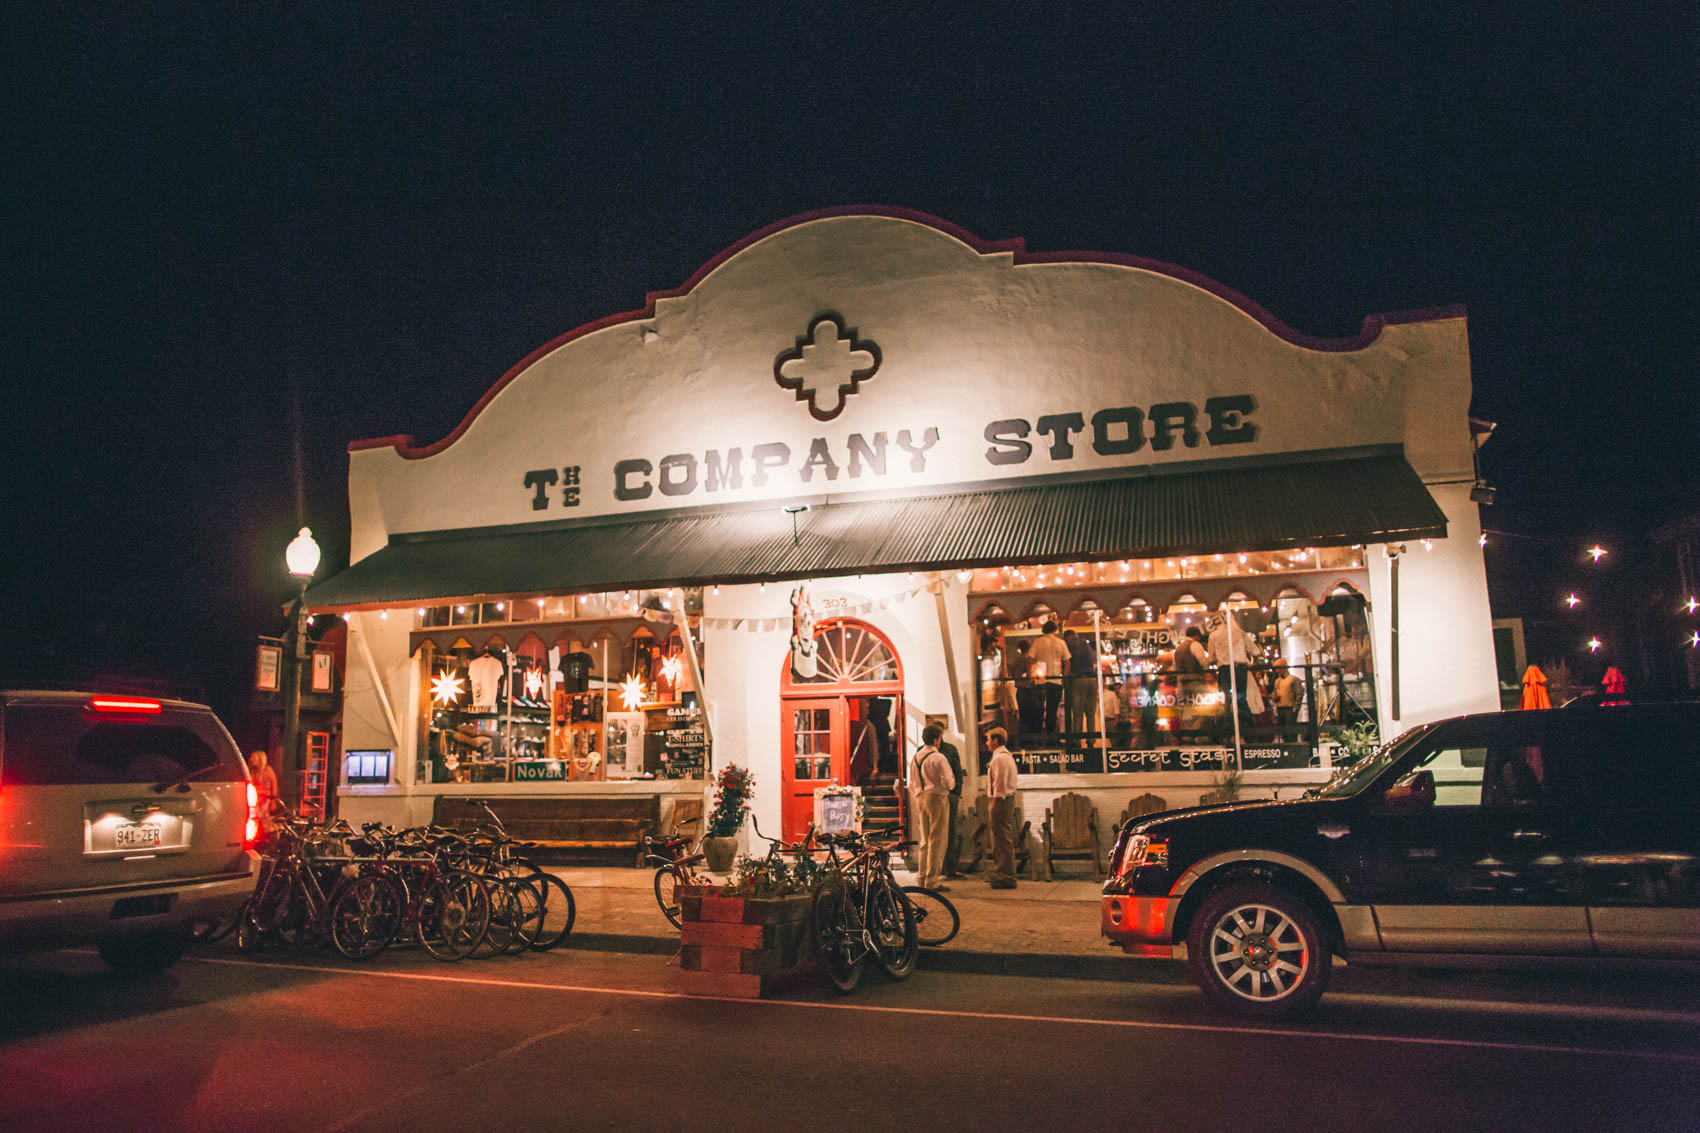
1601,667,1627,695
1520,665,1552,710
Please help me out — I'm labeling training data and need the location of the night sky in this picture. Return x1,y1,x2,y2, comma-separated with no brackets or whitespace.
6,7,1695,725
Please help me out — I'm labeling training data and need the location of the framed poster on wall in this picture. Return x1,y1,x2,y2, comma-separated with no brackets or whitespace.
604,712,646,779
311,651,334,692
255,644,281,692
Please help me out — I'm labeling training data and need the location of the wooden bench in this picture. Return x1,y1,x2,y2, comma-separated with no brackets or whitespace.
434,795,660,866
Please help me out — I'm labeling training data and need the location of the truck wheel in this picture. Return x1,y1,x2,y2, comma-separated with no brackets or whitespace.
98,927,191,975
1186,882,1329,1018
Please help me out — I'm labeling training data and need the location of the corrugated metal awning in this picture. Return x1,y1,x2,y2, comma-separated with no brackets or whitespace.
304,449,1445,610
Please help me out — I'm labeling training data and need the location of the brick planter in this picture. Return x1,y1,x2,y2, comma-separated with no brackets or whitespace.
675,885,815,998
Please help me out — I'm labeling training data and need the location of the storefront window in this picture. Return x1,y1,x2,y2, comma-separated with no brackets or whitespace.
970,546,1379,768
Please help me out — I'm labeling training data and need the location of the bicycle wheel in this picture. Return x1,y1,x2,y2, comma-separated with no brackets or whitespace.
418,873,490,962
868,875,917,981
902,885,960,947
811,876,862,994
528,872,577,951
654,867,683,929
501,875,545,954
328,873,404,961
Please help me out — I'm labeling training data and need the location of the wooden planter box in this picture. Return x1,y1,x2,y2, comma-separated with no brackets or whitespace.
675,885,814,998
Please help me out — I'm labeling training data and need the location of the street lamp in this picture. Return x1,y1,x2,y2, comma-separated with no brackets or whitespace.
281,527,320,808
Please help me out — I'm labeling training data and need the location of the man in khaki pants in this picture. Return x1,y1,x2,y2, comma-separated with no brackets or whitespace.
985,727,1019,889
911,723,956,890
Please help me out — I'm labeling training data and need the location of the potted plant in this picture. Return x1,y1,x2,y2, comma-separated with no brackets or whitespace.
703,764,754,872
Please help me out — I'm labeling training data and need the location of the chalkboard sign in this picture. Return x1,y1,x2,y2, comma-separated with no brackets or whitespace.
814,788,861,835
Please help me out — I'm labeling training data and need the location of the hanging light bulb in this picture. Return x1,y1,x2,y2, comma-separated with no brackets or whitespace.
1685,597,1698,614
379,610,388,620
1586,637,1602,653
1421,539,1434,551
1588,545,1608,562
1479,534,1487,547
1565,594,1581,609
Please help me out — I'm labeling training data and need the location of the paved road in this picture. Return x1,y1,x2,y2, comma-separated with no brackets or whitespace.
3,942,1697,1132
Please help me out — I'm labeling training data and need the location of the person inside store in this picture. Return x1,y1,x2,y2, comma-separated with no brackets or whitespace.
1009,639,1039,739
983,726,1019,889
864,697,896,777
1029,621,1071,741
910,723,957,890
1172,625,1209,745
925,714,968,880
1062,628,1097,749
1272,661,1304,742
1207,613,1257,741
1102,679,1129,748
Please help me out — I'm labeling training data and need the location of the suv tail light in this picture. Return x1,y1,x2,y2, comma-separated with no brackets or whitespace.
244,782,260,849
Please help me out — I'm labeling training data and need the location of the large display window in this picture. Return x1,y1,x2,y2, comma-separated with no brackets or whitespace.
411,588,710,786
972,551,1377,774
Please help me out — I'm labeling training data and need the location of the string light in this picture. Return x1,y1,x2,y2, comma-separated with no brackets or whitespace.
1479,534,1487,547
1690,631,1699,648
379,610,388,620
1586,637,1602,653
1421,539,1434,552
1587,545,1608,562
1565,594,1581,609
1686,597,1698,614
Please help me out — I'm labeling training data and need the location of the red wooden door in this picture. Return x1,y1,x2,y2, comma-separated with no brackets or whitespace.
782,698,844,842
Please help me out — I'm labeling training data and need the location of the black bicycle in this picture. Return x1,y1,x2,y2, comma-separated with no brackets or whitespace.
901,885,960,947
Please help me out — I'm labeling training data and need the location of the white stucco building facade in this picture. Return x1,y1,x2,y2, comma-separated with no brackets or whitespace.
310,208,1498,855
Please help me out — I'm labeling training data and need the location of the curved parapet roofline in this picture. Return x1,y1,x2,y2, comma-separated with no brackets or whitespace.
349,205,1467,460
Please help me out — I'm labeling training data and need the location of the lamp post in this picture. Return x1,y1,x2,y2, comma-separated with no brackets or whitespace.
282,527,320,806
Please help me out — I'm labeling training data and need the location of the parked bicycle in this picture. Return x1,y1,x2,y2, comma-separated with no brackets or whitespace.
810,824,918,993
901,885,960,947
644,817,712,929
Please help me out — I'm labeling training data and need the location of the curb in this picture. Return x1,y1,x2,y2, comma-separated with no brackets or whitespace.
564,930,1179,984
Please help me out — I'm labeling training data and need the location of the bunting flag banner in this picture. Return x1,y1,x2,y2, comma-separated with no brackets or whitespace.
696,576,946,633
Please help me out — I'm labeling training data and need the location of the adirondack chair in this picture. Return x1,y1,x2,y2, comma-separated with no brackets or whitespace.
1118,792,1169,832
1040,791,1103,881
963,793,1034,880
664,797,704,844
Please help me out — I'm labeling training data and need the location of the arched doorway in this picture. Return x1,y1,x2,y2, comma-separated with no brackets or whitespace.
779,619,904,841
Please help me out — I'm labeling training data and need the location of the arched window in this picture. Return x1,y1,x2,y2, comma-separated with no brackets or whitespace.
787,620,901,686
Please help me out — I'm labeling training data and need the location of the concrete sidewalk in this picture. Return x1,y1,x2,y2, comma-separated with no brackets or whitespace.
553,863,1141,982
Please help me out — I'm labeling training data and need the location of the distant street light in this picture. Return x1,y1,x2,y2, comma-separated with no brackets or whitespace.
282,527,320,809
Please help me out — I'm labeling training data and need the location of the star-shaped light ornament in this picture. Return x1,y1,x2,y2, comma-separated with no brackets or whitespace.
1587,544,1608,562
660,656,683,685
431,669,465,706
1565,593,1581,609
1586,637,1603,653
619,674,646,710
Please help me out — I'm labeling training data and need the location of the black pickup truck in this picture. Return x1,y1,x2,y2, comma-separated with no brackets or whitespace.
1102,700,1700,1016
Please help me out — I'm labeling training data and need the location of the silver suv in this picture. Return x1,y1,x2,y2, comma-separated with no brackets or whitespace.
0,689,260,972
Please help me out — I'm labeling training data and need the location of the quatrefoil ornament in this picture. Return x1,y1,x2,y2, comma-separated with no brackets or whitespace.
773,312,881,421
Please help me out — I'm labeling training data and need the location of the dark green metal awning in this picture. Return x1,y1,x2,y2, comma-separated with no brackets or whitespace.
304,449,1445,610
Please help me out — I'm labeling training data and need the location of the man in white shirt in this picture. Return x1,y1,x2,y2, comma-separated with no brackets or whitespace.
1028,622,1071,740
984,727,1019,889
911,723,957,889
1207,614,1255,739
